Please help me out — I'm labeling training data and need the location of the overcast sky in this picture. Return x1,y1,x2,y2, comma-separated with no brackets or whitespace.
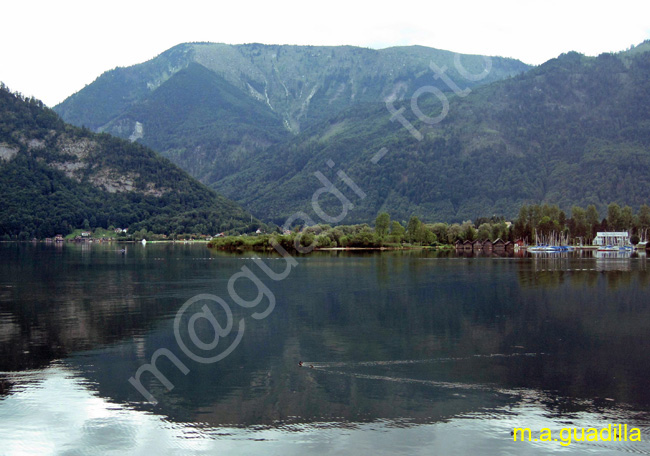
1,0,649,107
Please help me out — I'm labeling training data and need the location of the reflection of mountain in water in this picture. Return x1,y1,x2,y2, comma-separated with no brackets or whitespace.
0,243,222,371
2,244,650,430
4,364,649,455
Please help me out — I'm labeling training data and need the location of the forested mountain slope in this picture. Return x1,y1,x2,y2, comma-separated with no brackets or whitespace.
0,85,253,239
54,43,529,186
215,46,650,224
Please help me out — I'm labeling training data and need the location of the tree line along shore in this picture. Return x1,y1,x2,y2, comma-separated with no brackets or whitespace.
11,202,649,250
207,203,650,252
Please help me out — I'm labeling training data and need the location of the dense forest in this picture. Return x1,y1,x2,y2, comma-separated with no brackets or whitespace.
0,84,255,240
213,43,650,224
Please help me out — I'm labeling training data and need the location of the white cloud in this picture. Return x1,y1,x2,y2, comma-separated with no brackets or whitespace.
1,0,648,106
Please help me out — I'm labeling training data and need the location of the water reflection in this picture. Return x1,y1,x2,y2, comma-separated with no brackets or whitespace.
0,243,649,454
2,364,649,455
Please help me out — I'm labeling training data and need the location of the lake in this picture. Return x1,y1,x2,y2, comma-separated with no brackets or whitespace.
1,243,649,455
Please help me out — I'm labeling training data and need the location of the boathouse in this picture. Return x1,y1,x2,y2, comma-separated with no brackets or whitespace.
482,239,493,252
493,238,506,252
472,240,483,251
593,232,630,246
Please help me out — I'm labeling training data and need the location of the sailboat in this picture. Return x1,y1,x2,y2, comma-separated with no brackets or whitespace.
527,230,574,252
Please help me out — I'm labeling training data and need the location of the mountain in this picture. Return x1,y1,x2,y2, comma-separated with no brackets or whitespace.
99,62,289,183
53,41,650,226
0,84,254,240
54,43,530,185
214,44,650,224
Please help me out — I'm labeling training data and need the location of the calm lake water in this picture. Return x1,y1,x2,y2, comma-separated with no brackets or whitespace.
1,243,649,455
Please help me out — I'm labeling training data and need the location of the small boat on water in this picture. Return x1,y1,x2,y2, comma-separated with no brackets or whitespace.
598,244,633,252
594,231,635,252
141,238,147,246
528,245,575,252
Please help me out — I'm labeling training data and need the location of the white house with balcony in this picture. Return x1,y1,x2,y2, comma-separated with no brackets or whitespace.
593,231,630,246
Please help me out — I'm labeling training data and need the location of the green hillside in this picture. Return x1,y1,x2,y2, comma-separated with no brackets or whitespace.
52,41,650,225
0,84,254,239
54,42,530,188
215,47,650,224
102,63,289,183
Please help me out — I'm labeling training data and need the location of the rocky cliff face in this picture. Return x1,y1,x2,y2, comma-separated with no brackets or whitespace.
1,127,169,197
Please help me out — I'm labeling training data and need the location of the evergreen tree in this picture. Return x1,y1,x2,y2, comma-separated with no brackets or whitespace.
607,203,622,230
639,204,650,230
586,205,599,240
621,206,634,230
570,205,587,239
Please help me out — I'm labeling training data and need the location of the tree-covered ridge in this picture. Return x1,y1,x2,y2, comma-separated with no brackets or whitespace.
0,84,254,240
101,63,290,184
53,42,529,190
214,46,650,224
55,42,529,133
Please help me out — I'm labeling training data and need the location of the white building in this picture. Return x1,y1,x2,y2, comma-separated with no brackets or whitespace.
593,231,630,246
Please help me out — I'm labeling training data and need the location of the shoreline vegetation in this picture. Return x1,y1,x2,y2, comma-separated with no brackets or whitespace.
207,203,650,253
206,217,449,252
7,202,650,253
207,233,456,253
